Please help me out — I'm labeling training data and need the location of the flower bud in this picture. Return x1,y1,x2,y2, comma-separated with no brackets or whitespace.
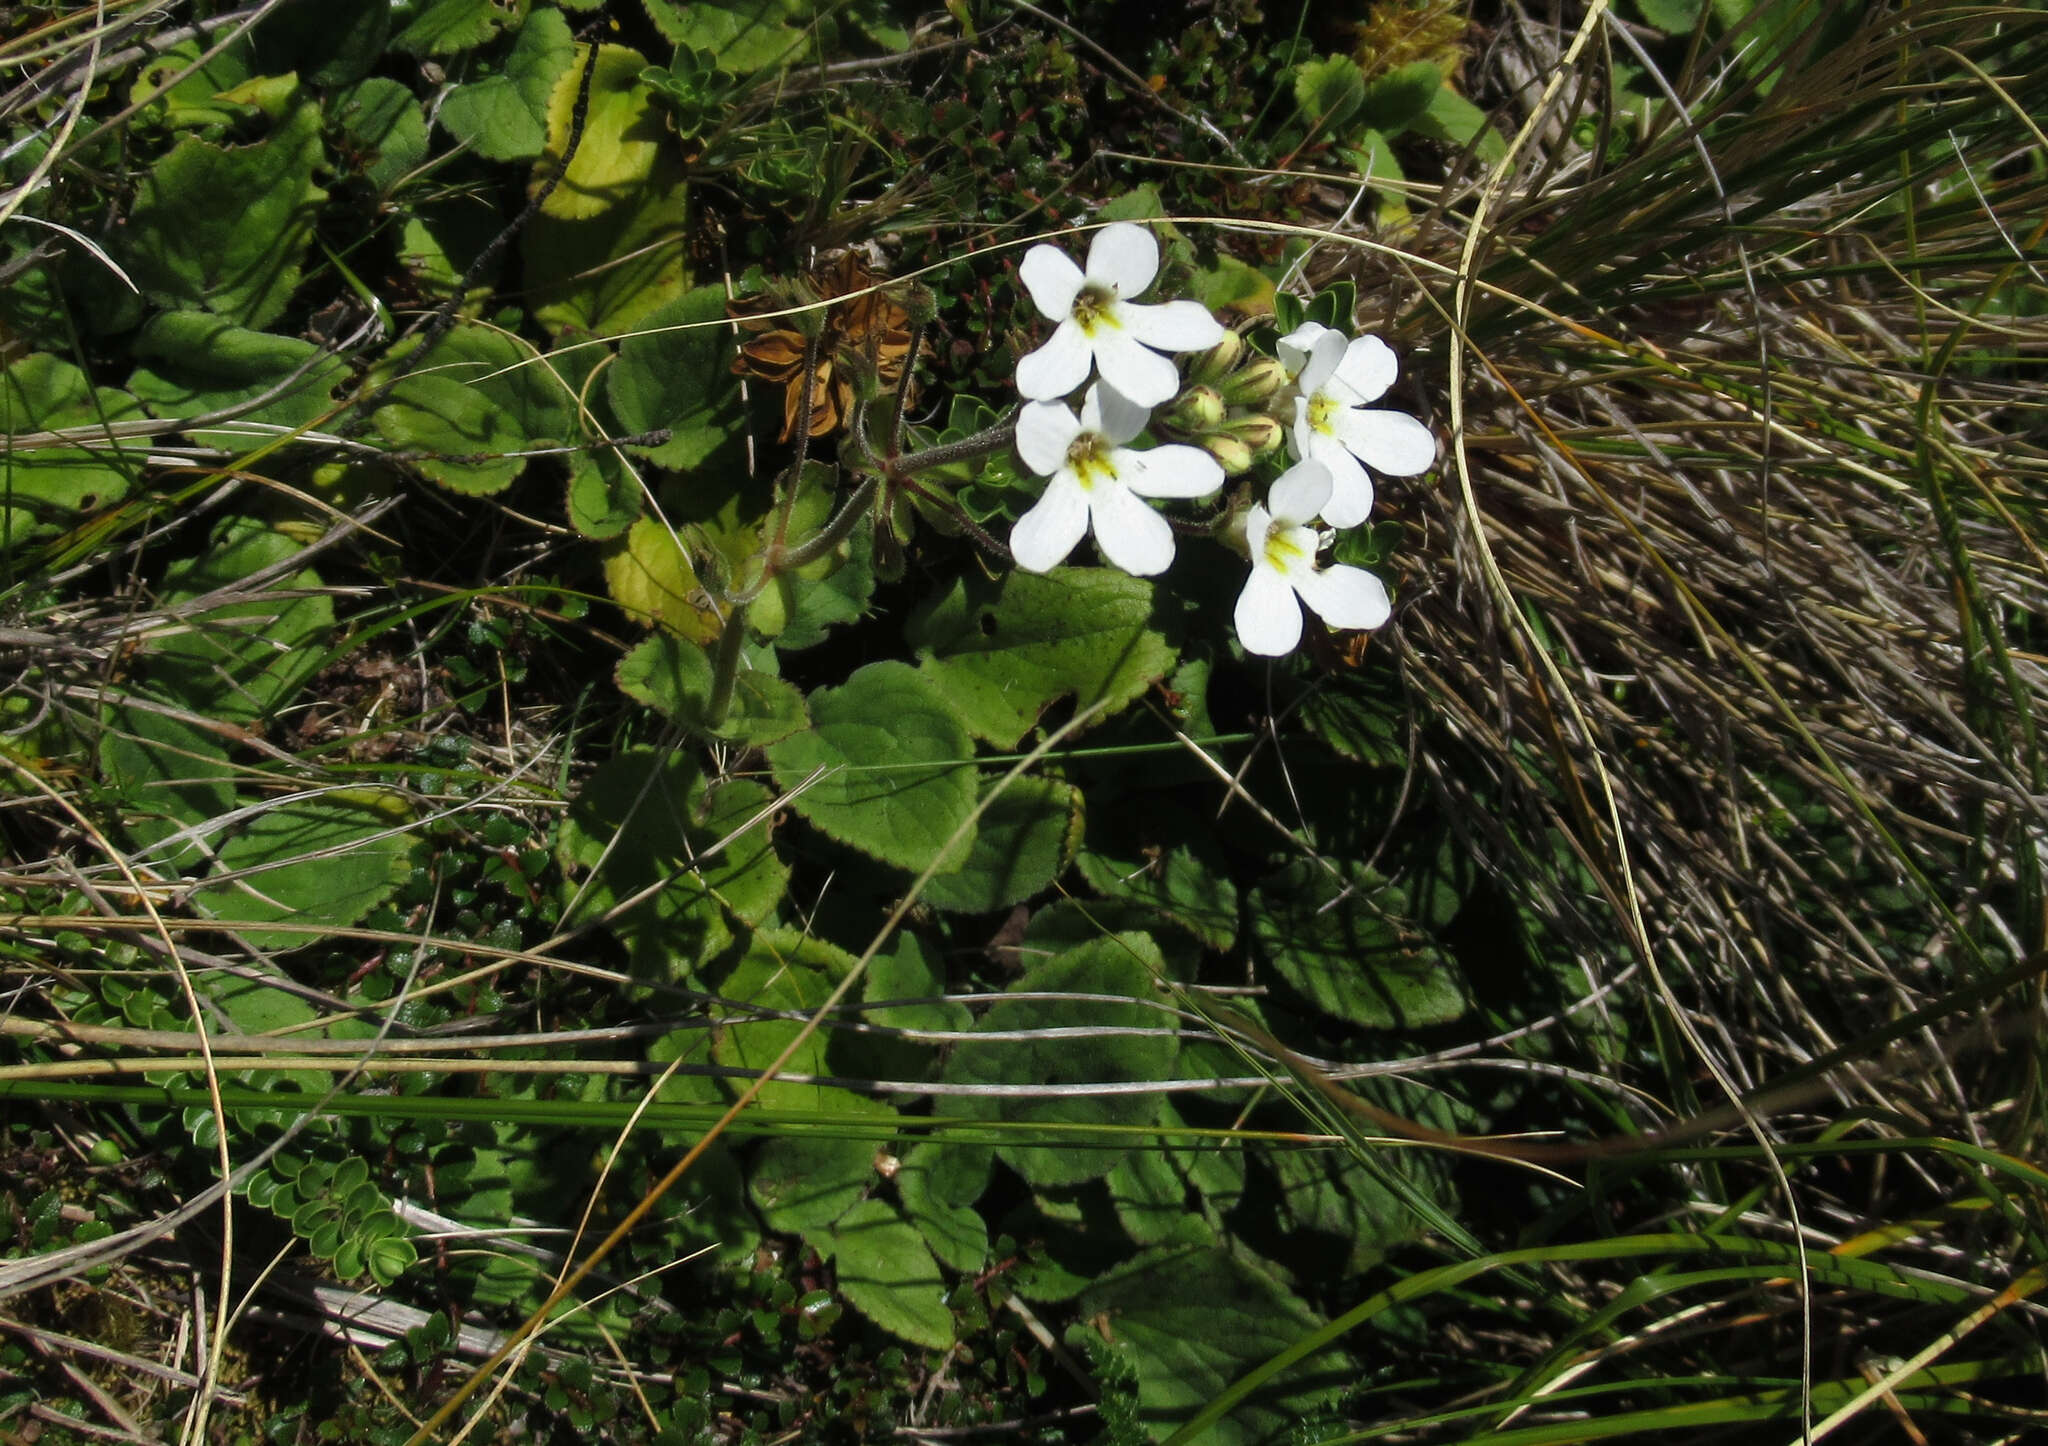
1164,384,1226,433
900,282,939,328
1183,329,1245,387
1202,433,1257,475
1217,357,1291,410
1226,413,1286,458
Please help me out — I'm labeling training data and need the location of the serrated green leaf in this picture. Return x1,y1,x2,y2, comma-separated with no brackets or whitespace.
564,446,642,538
1076,837,1239,952
750,1127,887,1232
1356,60,1441,133
1412,84,1508,165
122,104,326,328
819,1198,954,1350
1075,1246,1351,1446
539,43,661,219
1248,859,1469,1029
372,374,526,493
642,0,810,74
558,751,786,978
602,515,723,641
765,662,977,876
526,154,690,337
895,1142,989,1273
128,313,348,452
921,776,1081,914
392,0,526,56
1293,54,1365,131
939,934,1178,1187
908,568,1175,748
192,793,419,952
615,632,808,745
1107,1145,1208,1248
252,2,389,86
439,6,570,160
331,77,428,193
606,286,744,469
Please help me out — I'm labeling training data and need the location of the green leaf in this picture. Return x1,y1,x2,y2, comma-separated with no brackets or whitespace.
141,516,335,724
330,77,428,193
939,933,1179,1187
252,2,390,87
439,6,571,160
1077,840,1240,952
1107,1146,1208,1248
122,103,326,328
643,0,810,75
191,792,419,952
1355,60,1441,133
558,752,787,977
765,662,977,876
1074,1246,1351,1446
1633,0,1707,29
615,632,808,745
920,776,1082,914
818,1198,954,1350
1413,84,1507,165
372,323,571,494
1248,859,1469,1030
526,155,690,338
392,0,527,56
539,43,662,220
564,446,641,539
129,313,349,451
895,1143,989,1273
606,286,743,469
0,354,144,546
908,568,1175,749
710,930,860,1109
367,1236,417,1287
1293,54,1364,132
750,1129,885,1232
602,515,722,641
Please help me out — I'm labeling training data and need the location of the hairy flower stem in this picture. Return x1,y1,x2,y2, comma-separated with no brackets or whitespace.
703,598,752,731
885,321,926,459
891,414,1018,476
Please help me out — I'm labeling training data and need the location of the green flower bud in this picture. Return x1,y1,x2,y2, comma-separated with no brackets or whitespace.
1184,329,1246,387
1227,413,1285,458
1202,433,1257,475
1165,383,1226,433
1217,357,1291,410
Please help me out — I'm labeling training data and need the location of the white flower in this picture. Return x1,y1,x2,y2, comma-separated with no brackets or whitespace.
1286,325,1436,530
1235,459,1391,657
1016,222,1225,407
1011,383,1224,576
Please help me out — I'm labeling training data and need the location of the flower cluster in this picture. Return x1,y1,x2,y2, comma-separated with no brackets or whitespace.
1010,222,1434,657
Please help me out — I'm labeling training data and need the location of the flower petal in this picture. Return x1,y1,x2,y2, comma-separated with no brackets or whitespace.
1303,434,1375,528
1085,222,1158,298
1297,327,1349,396
1015,320,1094,401
1119,443,1223,500
1015,399,1083,476
1235,565,1304,656
1295,562,1390,632
1090,379,1152,443
1009,475,1091,572
1090,325,1182,407
1089,484,1177,575
1329,334,1398,405
1267,458,1333,525
1276,321,1331,378
1118,298,1225,354
1019,243,1085,320
1329,406,1436,477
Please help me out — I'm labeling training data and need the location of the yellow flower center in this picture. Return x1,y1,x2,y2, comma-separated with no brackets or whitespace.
1261,520,1309,572
1072,283,1119,335
1065,433,1116,491
1306,391,1338,435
